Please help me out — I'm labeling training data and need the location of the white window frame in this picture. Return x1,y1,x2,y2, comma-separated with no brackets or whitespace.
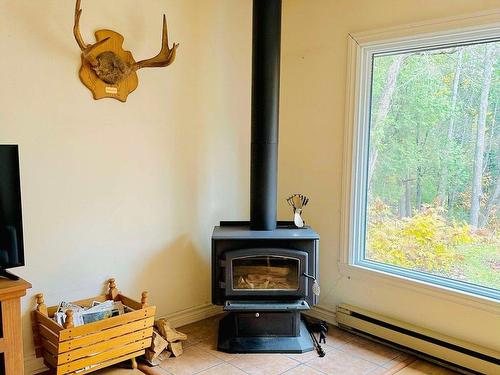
340,10,500,308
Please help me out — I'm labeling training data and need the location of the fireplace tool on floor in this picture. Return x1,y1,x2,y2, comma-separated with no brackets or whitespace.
304,316,328,357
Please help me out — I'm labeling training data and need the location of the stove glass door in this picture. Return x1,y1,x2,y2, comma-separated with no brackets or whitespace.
232,255,300,291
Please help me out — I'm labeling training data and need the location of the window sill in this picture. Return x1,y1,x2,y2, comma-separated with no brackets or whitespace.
337,262,500,314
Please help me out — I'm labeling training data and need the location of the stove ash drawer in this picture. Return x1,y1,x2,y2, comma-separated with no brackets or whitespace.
236,312,300,337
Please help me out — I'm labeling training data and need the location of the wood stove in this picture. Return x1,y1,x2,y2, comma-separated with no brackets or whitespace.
213,223,319,307
211,0,319,353
212,222,319,353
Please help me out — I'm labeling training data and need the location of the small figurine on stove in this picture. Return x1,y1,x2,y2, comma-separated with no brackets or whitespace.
287,194,309,228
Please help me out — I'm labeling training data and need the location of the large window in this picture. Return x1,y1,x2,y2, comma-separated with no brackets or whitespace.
348,24,499,300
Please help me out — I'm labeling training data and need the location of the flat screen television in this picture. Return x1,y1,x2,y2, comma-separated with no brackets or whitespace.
0,145,24,280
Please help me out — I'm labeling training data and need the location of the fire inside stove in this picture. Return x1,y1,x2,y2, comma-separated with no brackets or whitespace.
232,256,299,291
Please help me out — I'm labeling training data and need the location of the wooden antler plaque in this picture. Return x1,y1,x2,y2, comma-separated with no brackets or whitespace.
74,0,179,102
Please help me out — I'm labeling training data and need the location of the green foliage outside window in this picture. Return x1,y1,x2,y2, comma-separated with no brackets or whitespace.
366,40,500,290
366,199,499,289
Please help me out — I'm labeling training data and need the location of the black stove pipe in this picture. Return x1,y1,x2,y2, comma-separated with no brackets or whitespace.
250,0,282,231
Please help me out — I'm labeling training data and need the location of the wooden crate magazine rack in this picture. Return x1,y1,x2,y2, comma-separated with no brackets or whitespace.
32,279,156,374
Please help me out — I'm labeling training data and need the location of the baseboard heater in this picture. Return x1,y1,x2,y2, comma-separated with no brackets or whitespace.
336,304,500,375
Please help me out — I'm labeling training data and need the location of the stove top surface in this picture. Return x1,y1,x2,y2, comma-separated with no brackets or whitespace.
212,221,319,240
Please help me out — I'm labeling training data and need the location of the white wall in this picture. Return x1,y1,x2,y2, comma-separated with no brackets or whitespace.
0,0,251,370
279,0,500,351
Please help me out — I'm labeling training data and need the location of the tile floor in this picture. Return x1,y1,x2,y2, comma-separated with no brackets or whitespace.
91,315,460,375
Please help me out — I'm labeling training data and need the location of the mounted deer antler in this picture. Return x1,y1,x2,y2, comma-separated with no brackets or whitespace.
73,0,111,68
73,0,88,51
73,0,179,102
134,15,179,70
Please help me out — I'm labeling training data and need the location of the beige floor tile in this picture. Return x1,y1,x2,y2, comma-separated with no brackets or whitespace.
341,334,374,347
338,337,401,366
159,345,223,375
325,327,357,348
367,366,394,375
197,363,248,375
285,349,323,364
306,347,379,375
394,360,459,374
228,353,300,375
383,353,417,369
181,316,220,334
181,320,209,331
285,344,336,363
194,337,238,362
283,363,327,374
182,325,218,348
164,316,458,375
138,363,172,375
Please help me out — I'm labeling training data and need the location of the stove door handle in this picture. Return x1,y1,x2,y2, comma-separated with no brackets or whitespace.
302,273,316,281
302,273,321,296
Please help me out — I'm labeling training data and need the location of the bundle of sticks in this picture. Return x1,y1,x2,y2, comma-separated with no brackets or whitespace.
144,319,188,366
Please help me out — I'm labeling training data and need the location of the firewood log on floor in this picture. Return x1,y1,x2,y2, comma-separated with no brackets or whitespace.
144,330,170,365
143,319,188,366
168,341,184,357
144,348,171,366
156,319,188,342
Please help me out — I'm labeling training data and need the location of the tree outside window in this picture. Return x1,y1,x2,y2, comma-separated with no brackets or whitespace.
365,41,499,291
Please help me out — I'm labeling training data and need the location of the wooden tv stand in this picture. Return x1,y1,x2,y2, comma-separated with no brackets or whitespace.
0,277,31,374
